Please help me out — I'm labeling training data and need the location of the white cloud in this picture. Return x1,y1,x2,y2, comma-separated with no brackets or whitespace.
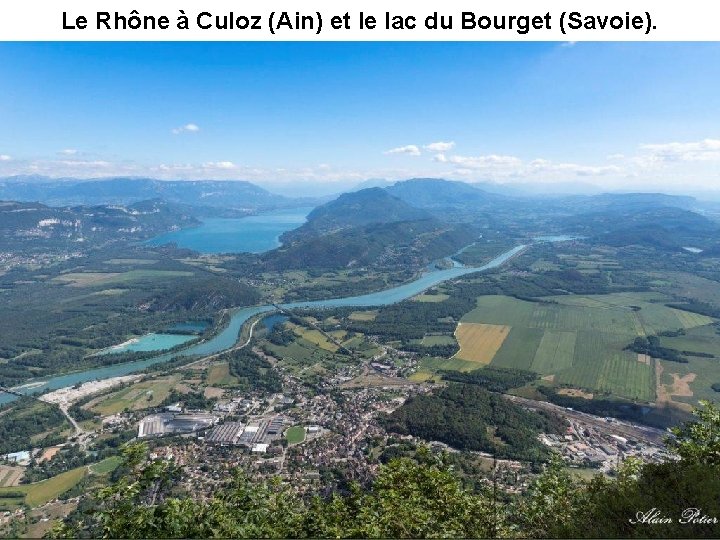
443,154,523,177
561,41,577,48
158,163,194,172
528,159,621,176
384,144,421,156
424,141,455,152
5,135,720,191
434,153,623,181
639,138,720,163
448,154,522,168
172,123,201,135
203,161,236,170
59,160,111,167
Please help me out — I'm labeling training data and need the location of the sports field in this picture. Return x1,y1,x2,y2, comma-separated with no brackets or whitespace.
285,426,306,445
457,293,715,402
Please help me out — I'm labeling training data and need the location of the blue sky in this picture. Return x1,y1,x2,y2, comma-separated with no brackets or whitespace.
1,42,719,194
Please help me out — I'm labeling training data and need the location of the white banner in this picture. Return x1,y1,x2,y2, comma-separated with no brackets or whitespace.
0,0,718,41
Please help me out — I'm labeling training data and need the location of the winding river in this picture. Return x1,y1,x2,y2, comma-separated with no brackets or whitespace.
0,244,526,405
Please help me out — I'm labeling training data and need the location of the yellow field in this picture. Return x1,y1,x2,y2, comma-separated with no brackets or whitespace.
412,294,449,303
0,465,23,487
349,310,378,321
288,323,340,352
455,323,511,364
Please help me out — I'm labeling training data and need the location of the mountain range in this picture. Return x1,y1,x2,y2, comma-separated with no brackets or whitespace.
1,175,713,263
0,176,308,212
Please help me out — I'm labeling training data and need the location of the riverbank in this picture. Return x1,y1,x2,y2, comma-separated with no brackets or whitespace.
39,375,143,407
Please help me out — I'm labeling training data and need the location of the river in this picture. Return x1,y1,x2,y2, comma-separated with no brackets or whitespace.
0,244,526,405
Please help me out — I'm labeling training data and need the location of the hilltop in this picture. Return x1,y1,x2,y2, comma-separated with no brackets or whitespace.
260,187,475,270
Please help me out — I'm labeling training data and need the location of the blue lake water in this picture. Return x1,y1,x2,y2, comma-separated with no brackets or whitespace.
144,207,313,254
97,333,196,355
0,244,527,406
262,314,289,333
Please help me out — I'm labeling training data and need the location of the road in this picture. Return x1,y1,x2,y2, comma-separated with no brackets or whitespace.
58,404,85,439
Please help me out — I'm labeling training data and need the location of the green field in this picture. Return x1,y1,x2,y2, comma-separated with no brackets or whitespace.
456,293,715,402
89,456,123,475
105,258,158,265
266,337,346,381
420,334,457,346
285,426,306,445
348,310,377,321
412,293,449,303
88,376,178,415
650,271,720,308
53,269,194,287
288,322,341,352
489,327,544,371
0,466,87,508
411,356,480,381
530,331,576,374
206,362,239,387
657,325,720,403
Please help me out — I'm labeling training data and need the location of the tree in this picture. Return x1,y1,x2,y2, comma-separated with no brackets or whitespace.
309,450,500,538
667,400,720,466
514,454,587,538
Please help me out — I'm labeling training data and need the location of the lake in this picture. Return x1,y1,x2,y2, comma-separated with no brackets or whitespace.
96,333,197,355
262,314,289,333
144,207,314,254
